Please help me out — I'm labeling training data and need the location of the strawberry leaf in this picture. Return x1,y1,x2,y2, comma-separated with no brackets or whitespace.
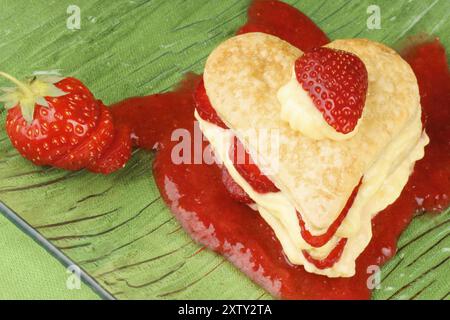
45,85,67,97
20,100,35,123
35,96,50,108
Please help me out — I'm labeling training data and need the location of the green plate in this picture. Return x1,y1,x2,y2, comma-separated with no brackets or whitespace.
0,0,449,300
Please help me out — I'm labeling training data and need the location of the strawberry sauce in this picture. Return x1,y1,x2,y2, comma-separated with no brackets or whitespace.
111,0,450,299
237,0,329,52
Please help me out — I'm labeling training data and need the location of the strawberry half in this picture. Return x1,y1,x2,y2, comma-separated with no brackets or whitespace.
295,47,368,134
194,78,228,129
229,136,279,194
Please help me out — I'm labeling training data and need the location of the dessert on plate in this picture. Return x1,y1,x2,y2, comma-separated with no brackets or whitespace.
1,0,449,300
195,33,428,277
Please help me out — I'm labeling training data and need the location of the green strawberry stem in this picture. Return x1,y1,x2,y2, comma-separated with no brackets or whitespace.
0,71,38,123
0,71,34,98
0,71,67,124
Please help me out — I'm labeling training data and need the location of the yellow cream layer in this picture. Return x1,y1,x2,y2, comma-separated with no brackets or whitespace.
196,110,428,277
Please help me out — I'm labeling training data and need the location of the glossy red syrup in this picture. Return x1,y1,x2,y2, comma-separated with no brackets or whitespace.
401,39,450,213
237,0,329,52
110,1,450,299
111,74,201,151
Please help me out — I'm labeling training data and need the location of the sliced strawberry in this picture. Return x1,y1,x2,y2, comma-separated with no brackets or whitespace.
298,179,362,248
302,238,348,270
1,73,132,175
86,124,132,175
229,136,278,194
295,47,368,134
194,78,228,128
221,166,254,204
237,0,329,52
53,102,114,170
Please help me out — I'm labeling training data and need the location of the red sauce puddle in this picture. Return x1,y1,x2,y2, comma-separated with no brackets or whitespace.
111,0,450,299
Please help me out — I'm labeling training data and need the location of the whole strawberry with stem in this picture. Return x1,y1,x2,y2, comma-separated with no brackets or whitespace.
0,71,131,174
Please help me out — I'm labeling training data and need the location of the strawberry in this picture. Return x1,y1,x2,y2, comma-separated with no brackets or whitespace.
295,47,368,134
221,165,254,204
87,124,132,175
229,136,279,194
0,71,131,174
2,73,100,165
194,78,228,129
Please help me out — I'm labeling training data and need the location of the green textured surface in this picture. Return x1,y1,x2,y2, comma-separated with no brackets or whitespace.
0,214,100,299
0,0,449,300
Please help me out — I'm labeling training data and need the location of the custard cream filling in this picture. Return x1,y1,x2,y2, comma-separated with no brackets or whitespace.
277,68,362,141
196,110,428,277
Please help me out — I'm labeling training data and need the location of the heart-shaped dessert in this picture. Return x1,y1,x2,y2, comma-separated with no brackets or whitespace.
196,33,428,277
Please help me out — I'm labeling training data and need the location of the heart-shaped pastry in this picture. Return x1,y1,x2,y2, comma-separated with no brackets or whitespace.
197,33,428,277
